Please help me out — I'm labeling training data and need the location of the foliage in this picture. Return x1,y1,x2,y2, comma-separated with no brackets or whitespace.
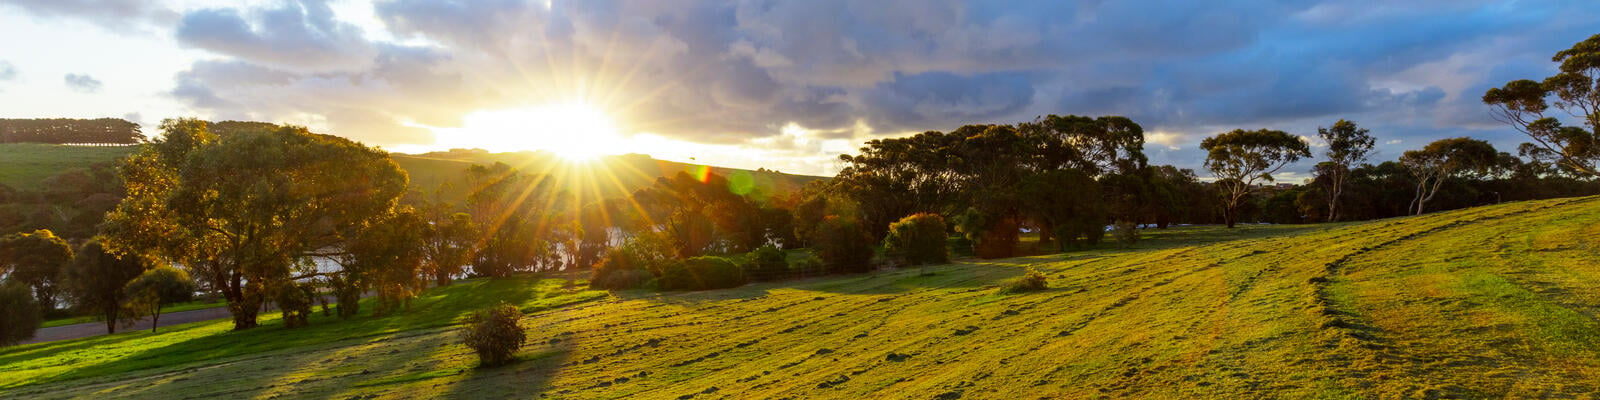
1112,221,1139,247
123,266,195,333
1000,268,1049,294
462,302,526,367
659,256,745,291
884,213,948,266
1316,120,1377,222
421,210,478,286
743,245,790,281
275,281,317,329
591,232,676,290
1483,33,1600,177
102,119,408,330
789,252,825,277
62,240,149,334
0,229,73,314
466,162,560,277
1200,128,1312,228
813,216,875,273
0,118,143,145
343,208,429,317
0,282,41,347
1400,137,1500,214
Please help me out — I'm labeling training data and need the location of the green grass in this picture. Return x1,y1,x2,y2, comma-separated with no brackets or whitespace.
0,143,136,189
5,197,1600,398
41,299,231,329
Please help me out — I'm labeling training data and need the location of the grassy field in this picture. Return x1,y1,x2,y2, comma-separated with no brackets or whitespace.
3,197,1599,398
0,143,135,189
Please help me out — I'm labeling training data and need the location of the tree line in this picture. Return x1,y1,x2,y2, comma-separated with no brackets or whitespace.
0,118,144,145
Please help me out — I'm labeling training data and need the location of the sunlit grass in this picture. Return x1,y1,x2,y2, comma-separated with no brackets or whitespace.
4,197,1600,398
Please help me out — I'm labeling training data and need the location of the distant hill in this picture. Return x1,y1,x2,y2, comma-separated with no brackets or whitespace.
0,143,821,204
393,149,821,205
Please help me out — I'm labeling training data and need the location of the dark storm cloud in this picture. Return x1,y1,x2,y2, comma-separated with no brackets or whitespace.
150,0,1599,171
63,73,102,93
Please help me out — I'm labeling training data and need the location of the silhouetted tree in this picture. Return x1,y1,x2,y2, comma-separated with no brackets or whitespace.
1483,33,1600,177
64,240,150,334
1401,138,1499,215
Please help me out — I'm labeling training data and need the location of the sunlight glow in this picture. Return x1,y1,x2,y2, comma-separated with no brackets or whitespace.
453,103,623,160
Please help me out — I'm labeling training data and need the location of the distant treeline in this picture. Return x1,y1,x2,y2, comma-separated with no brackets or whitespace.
0,118,144,145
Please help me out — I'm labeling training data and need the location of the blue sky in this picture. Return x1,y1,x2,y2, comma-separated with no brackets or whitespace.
0,0,1594,177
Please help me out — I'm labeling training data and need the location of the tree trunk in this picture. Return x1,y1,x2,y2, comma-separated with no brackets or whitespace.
435,272,451,287
1224,205,1237,229
150,307,160,333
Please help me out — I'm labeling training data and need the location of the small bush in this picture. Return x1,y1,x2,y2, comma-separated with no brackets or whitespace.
1001,268,1049,293
590,233,677,290
659,256,745,291
275,281,316,328
884,213,949,266
1112,221,1139,247
0,283,41,347
813,216,874,273
789,252,825,278
743,245,789,281
463,302,526,367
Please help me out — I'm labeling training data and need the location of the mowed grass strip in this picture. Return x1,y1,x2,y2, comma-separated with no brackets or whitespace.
0,143,135,189
4,197,1599,399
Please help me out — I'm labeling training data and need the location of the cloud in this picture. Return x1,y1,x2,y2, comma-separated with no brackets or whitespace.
175,0,377,72
63,73,102,93
151,0,1600,175
0,60,15,81
0,0,177,33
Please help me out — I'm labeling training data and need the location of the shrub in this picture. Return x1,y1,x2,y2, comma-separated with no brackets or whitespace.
0,283,41,347
590,233,676,290
593,268,655,290
789,252,825,278
659,256,745,290
1112,221,1139,247
124,266,197,333
1001,268,1049,293
743,245,789,281
814,216,874,273
463,301,526,367
883,213,948,266
275,281,316,328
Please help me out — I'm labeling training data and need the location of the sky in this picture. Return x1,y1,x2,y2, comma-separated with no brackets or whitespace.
0,0,1595,178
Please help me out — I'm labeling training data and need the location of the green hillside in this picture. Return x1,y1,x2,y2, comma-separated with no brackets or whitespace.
0,143,818,202
4,197,1599,398
0,143,136,190
392,150,819,204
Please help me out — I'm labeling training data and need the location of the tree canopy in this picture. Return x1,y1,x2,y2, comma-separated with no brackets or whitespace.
1201,129,1312,228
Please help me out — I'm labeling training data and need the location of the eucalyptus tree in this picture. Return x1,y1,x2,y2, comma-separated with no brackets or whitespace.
1483,33,1600,176
0,229,73,313
103,119,408,330
1315,120,1376,222
1200,129,1311,228
63,240,150,333
1400,138,1499,215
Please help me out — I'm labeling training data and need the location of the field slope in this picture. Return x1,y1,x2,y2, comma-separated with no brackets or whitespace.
3,197,1599,398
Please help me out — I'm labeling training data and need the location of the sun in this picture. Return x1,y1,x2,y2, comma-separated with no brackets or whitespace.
456,103,624,160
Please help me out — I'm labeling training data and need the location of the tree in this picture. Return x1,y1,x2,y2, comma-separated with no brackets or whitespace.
63,240,150,334
813,216,874,273
421,211,478,286
103,119,408,330
466,163,557,277
883,213,948,266
1400,138,1499,215
0,229,73,314
1316,120,1376,222
0,282,41,346
1200,129,1312,228
124,266,195,333
347,209,428,317
1483,33,1600,177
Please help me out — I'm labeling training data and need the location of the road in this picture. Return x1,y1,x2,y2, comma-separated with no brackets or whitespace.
22,296,337,345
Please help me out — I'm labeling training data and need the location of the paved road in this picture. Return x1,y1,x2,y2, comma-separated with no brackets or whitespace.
22,296,340,345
